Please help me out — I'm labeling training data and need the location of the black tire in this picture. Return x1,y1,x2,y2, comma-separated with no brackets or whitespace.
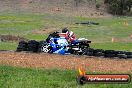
93,49,104,56
38,41,47,52
94,52,104,57
27,40,39,52
68,49,74,54
73,50,81,55
85,48,94,56
127,55,132,59
126,52,132,55
115,51,126,55
117,54,127,59
38,41,53,53
104,50,116,58
104,50,115,54
93,49,104,53
48,46,53,54
16,41,27,51
82,48,90,55
88,48,94,52
104,54,116,58
87,51,94,56
81,49,87,55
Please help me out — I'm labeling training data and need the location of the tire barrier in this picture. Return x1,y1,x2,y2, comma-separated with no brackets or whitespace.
83,48,132,59
16,40,132,59
16,41,28,52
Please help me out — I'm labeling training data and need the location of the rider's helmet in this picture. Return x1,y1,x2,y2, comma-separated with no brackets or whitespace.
62,27,69,33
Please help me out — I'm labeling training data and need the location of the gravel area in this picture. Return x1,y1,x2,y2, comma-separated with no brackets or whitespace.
0,51,132,73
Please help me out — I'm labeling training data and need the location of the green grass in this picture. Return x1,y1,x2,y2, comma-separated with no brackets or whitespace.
0,42,17,50
0,14,44,35
73,16,132,42
0,65,131,88
0,13,70,36
71,16,132,51
91,42,132,51
0,12,132,51
25,34,48,41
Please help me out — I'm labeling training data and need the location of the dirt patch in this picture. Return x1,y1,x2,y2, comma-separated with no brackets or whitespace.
0,0,111,17
0,35,28,42
32,27,59,34
0,51,132,73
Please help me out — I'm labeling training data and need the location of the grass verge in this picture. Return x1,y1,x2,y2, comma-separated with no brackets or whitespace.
0,65,131,88
91,42,132,51
0,42,17,50
0,12,132,51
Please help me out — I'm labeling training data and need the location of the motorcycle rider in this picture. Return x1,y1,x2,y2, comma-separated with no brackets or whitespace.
60,27,76,42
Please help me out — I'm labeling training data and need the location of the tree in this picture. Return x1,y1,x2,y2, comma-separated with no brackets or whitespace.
125,0,132,12
104,0,132,15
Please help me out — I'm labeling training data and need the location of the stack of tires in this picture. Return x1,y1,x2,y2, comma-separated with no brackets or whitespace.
17,40,39,52
93,49,104,57
84,48,105,57
125,52,132,59
104,50,116,58
16,41,27,51
115,51,127,59
16,40,132,59
83,48,132,59
27,40,39,52
83,48,94,56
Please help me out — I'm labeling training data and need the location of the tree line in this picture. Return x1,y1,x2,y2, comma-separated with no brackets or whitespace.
74,0,132,15
104,0,132,15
